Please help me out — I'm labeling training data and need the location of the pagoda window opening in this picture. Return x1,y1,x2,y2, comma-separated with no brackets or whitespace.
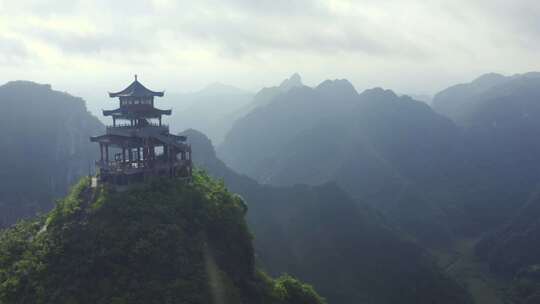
155,146,164,157
138,119,149,127
128,147,133,163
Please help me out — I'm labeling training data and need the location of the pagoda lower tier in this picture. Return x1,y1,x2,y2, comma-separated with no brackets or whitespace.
90,126,192,185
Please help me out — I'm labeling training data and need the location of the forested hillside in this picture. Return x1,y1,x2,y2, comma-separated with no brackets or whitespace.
0,174,325,304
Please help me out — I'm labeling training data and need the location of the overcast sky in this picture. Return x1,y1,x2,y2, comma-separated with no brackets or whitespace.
1,0,540,98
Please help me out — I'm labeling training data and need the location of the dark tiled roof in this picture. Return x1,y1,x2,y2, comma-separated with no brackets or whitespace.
109,78,164,98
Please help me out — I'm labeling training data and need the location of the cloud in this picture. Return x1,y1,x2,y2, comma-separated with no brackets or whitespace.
0,36,28,63
1,0,540,94
27,29,154,55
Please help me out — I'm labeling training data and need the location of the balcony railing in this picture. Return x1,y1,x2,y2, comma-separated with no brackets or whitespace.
107,123,168,129
107,122,169,128
96,159,191,175
106,124,169,136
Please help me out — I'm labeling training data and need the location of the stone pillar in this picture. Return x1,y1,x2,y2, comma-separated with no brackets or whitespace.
105,144,109,162
142,146,147,162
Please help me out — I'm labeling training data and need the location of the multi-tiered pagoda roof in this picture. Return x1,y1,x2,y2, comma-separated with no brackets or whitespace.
108,77,164,98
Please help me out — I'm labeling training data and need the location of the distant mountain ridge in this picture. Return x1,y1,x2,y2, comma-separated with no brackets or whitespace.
218,78,476,246
0,80,103,224
182,129,473,304
160,83,254,144
216,71,540,302
435,72,540,231
432,72,540,125
227,73,307,125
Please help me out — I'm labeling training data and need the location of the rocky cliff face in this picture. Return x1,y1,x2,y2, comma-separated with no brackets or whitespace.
0,81,103,224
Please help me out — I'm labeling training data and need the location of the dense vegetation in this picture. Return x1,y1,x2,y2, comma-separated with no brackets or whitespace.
0,173,324,304
476,191,540,304
0,81,103,224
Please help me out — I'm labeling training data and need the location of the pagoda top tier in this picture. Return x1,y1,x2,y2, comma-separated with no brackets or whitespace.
109,75,164,98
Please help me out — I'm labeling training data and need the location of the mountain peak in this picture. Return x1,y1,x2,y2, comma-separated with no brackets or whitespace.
360,87,398,100
471,73,506,87
279,73,303,91
3,80,52,92
315,79,358,96
179,129,217,163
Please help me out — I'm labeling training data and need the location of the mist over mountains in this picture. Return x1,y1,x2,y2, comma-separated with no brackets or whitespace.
0,81,102,224
219,77,472,246
181,129,472,304
162,83,254,144
3,71,540,303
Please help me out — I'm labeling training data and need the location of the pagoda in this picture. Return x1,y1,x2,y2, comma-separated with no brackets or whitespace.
90,76,192,185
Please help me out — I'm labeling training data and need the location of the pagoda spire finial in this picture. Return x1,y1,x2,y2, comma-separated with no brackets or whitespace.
134,74,138,81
